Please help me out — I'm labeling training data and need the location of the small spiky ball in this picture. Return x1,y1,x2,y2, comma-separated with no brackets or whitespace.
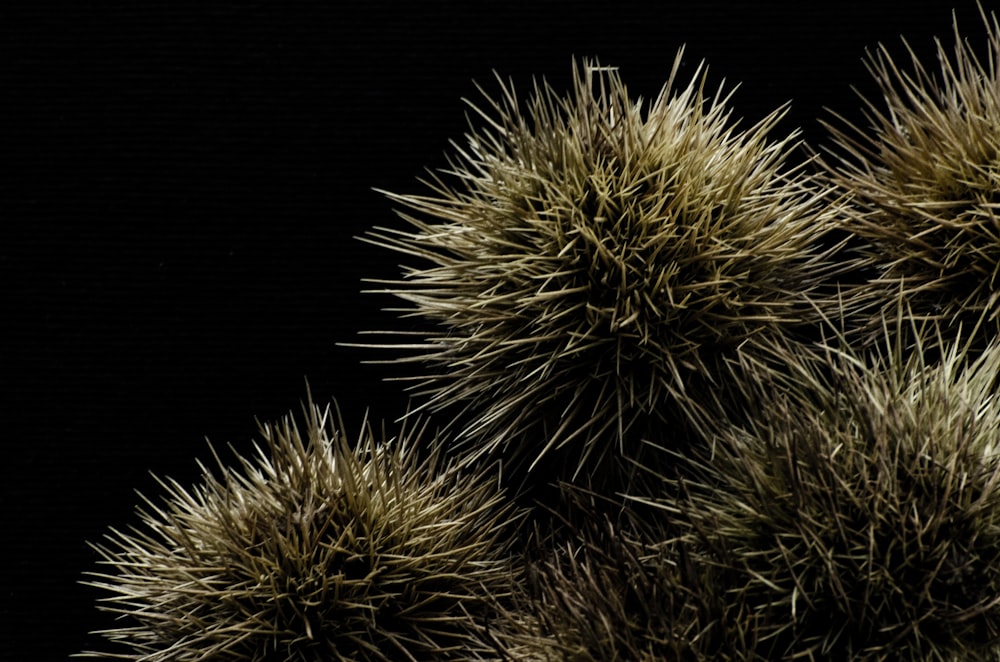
365,52,847,480
661,335,1000,660
81,401,519,661
823,7,1000,349
502,491,763,662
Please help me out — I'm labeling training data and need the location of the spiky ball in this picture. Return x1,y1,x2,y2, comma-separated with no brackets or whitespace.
823,7,1000,350
365,52,848,482
500,490,763,662
663,335,1000,660
81,401,519,661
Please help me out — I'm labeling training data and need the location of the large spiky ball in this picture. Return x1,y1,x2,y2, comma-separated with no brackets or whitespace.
364,52,849,482
823,7,1000,350
661,336,1000,660
80,401,520,661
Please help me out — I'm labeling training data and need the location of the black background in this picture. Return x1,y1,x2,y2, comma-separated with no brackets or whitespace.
4,1,988,658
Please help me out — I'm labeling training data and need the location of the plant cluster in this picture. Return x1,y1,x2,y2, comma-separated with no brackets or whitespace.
82,5,1000,661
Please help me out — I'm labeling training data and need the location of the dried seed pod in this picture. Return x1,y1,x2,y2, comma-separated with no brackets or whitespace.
362,52,850,485
497,485,762,662
661,333,1000,660
822,5,1000,351
80,400,521,661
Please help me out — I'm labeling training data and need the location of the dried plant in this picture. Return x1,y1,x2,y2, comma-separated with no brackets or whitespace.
497,485,763,662
822,5,1000,351
650,331,1000,660
80,400,521,661
360,52,851,485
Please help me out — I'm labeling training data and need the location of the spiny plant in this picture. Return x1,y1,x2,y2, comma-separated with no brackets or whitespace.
361,51,852,486
499,486,765,662
79,399,521,661
649,330,1000,661
822,4,1000,352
